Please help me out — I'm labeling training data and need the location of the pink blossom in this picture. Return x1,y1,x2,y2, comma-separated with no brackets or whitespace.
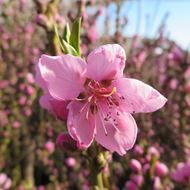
125,180,138,190
169,79,178,90
130,159,142,173
155,162,168,177
44,141,55,154
3,178,12,190
56,133,77,151
130,174,143,187
171,162,190,183
26,85,34,95
23,107,32,116
35,63,69,121
26,73,35,84
148,146,160,158
143,163,150,174
133,145,144,155
65,157,76,168
36,44,167,155
12,120,21,129
18,96,27,105
0,173,7,185
153,177,162,190
87,26,99,43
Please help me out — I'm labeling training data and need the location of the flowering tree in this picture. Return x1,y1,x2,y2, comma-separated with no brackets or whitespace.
0,0,190,190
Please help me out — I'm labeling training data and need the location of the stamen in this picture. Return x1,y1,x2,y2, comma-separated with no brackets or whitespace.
79,102,89,113
102,87,117,97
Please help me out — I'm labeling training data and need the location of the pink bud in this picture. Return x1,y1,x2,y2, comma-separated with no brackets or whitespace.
4,178,12,189
153,177,162,190
148,146,160,158
26,86,34,95
65,157,76,168
18,96,27,105
44,141,55,154
130,159,142,173
169,79,178,90
143,163,150,174
12,121,21,129
0,173,7,185
26,73,35,84
131,174,143,187
133,145,144,155
155,162,168,177
56,133,77,151
125,180,138,190
37,185,45,190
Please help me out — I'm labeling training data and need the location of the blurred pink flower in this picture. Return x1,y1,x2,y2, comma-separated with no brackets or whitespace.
23,107,32,116
143,163,150,174
153,177,162,190
169,79,178,90
133,145,144,155
56,133,77,151
130,174,143,187
148,146,160,158
155,162,168,177
0,173,7,185
26,85,34,95
3,178,12,190
26,73,35,84
171,162,190,183
44,141,55,154
87,26,99,43
130,159,142,173
36,44,167,155
125,180,138,190
12,120,21,129
0,110,8,127
65,157,76,168
18,96,27,105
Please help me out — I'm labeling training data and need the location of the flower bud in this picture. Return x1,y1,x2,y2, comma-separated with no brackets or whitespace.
56,133,77,151
130,159,142,173
155,162,168,177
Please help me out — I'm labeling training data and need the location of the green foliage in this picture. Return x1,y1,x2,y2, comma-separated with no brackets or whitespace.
54,17,81,56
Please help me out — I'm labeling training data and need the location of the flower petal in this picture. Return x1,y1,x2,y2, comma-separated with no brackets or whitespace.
86,44,126,81
38,54,86,100
67,101,95,148
35,61,47,91
112,78,167,113
40,93,69,120
95,105,137,155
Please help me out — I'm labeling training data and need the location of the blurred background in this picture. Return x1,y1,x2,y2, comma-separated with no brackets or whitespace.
0,0,190,189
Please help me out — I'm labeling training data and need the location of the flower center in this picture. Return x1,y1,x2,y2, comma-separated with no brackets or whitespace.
76,79,119,116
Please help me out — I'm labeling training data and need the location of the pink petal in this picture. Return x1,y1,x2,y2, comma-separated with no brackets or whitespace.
67,101,95,148
86,44,126,81
94,105,137,155
38,54,86,100
40,93,68,120
35,61,47,90
113,78,167,113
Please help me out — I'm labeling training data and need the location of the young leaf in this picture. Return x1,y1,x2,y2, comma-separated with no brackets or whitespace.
54,24,65,53
63,23,71,43
62,39,79,56
70,17,81,55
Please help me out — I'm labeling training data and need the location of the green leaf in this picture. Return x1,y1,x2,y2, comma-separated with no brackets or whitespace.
62,39,79,56
63,23,71,43
54,24,65,53
70,17,81,55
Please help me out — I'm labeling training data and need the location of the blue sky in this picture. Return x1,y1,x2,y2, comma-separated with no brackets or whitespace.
96,0,190,50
